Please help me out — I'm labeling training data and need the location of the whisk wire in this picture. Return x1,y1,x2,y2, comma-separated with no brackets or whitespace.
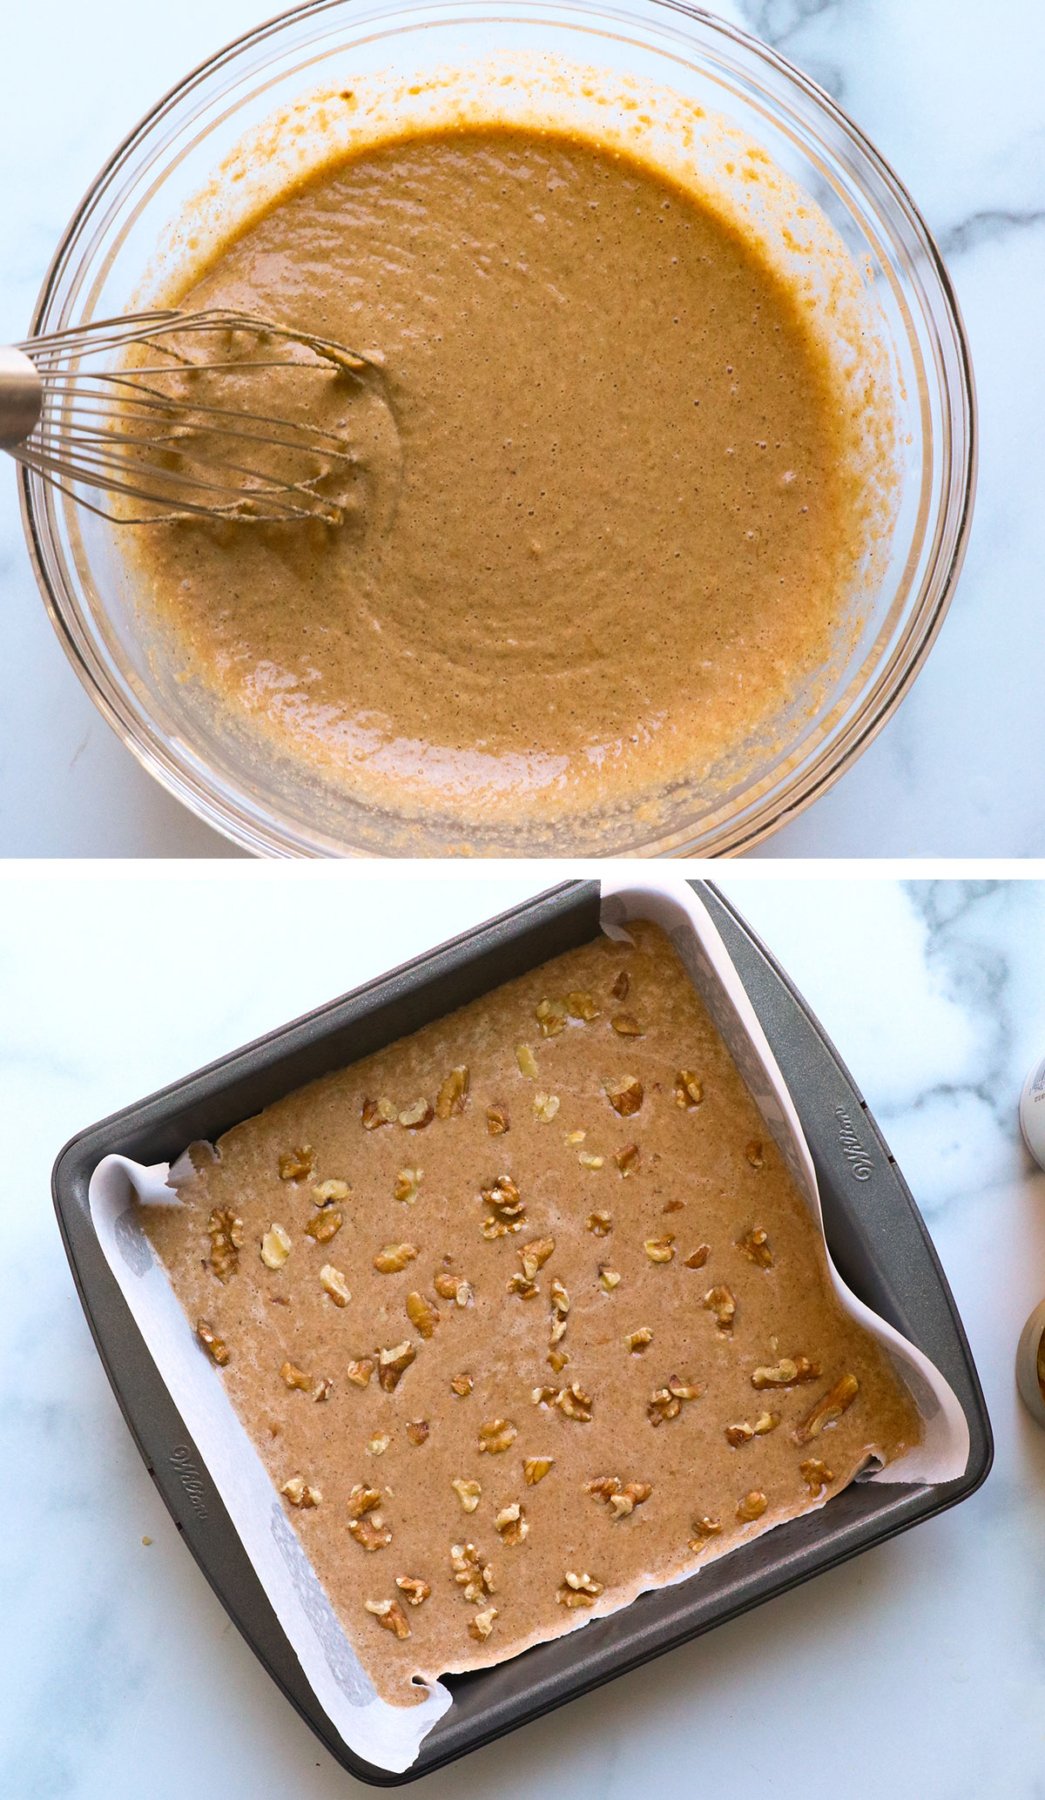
4,307,386,524
18,438,341,524
36,387,359,466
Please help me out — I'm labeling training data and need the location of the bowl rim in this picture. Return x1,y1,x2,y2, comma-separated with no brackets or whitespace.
19,0,978,858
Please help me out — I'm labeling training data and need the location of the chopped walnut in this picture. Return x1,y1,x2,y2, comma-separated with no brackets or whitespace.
750,1355,821,1389
746,1140,765,1170
399,1098,434,1131
793,1374,859,1444
533,1091,560,1123
800,1458,835,1496
588,1210,613,1236
507,1273,539,1300
613,1142,640,1176
450,1541,494,1603
565,1129,587,1145
520,1237,556,1282
362,1097,397,1130
365,1598,410,1638
683,1244,711,1269
480,1174,526,1239
611,970,630,1001
196,1319,229,1366
450,1372,474,1398
516,1044,539,1079
625,1327,654,1354
587,1476,652,1519
478,1419,517,1455
260,1224,292,1270
644,1236,675,1264
549,1279,570,1318
304,1209,343,1244
396,1576,431,1606
535,998,565,1038
605,1074,644,1117
469,1606,498,1641
349,1515,392,1551
373,1242,419,1274
405,1420,430,1447
598,1265,621,1292
566,991,600,1021
368,1434,391,1456
674,1071,704,1109
345,1357,375,1388
737,1227,773,1268
736,1490,768,1523
451,1478,482,1513
481,1216,521,1242
553,1382,593,1423
312,1377,333,1403
725,1415,779,1448
558,1572,603,1608
312,1179,350,1205
611,1014,643,1037
647,1376,702,1426
486,1105,510,1135
523,1457,554,1485
281,1475,321,1508
702,1285,736,1331
279,1361,312,1392
494,1503,528,1545
578,1152,605,1171
319,1264,351,1306
378,1342,417,1392
207,1208,244,1283
481,1174,524,1217
347,1484,382,1519
608,1482,652,1520
393,1168,423,1204
688,1515,722,1549
405,1291,440,1339
547,1347,570,1375
434,1270,473,1307
278,1148,314,1181
435,1066,470,1119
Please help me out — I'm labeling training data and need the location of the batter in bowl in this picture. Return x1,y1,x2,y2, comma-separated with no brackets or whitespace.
128,122,883,840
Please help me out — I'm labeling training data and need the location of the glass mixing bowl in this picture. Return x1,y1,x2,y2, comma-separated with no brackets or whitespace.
21,0,975,856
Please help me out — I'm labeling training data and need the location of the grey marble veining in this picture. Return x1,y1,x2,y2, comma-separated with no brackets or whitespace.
0,0,1041,854
3,873,1045,1797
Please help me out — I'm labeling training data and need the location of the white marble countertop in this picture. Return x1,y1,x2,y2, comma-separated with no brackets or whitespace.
1,0,1043,856
3,871,1044,1795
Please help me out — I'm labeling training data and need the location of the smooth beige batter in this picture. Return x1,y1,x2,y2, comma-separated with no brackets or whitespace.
141,922,919,1706
128,124,868,836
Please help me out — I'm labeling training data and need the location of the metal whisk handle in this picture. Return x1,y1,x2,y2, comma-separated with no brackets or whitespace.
0,346,42,451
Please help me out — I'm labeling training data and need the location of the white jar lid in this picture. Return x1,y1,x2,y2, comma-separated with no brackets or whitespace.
1019,1055,1045,1171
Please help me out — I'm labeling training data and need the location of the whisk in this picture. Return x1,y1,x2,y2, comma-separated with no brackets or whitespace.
0,308,382,525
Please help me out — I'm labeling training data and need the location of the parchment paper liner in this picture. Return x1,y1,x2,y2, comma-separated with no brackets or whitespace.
88,873,969,1772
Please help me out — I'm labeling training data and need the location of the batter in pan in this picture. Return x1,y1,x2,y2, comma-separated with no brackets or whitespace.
141,922,920,1704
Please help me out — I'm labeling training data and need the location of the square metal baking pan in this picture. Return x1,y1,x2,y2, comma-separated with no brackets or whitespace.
52,881,993,1785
